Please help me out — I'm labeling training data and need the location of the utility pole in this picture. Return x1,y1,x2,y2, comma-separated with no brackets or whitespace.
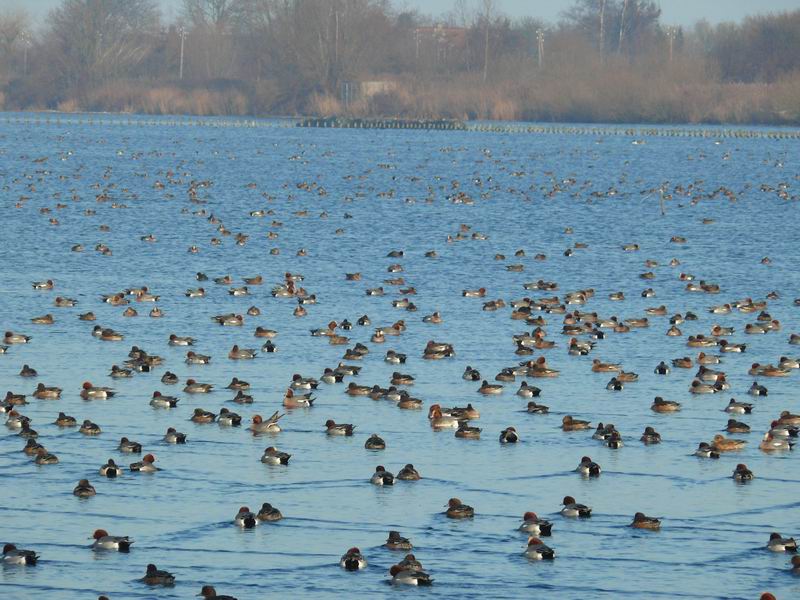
536,29,544,68
179,28,186,80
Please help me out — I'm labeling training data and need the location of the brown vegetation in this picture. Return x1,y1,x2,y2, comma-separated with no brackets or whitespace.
0,0,799,124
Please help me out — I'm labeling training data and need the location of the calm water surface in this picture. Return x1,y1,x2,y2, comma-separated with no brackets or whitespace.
1,114,799,599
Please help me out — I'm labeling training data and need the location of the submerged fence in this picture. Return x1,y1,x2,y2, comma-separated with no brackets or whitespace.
4,113,799,139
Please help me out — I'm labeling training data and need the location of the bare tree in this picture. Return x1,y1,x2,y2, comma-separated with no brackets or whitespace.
482,0,494,82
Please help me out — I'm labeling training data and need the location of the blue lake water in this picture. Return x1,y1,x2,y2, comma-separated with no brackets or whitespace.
1,114,799,599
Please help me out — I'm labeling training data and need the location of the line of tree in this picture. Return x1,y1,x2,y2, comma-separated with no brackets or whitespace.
0,0,798,124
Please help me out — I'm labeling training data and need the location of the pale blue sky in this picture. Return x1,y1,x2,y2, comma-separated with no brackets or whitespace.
3,0,800,28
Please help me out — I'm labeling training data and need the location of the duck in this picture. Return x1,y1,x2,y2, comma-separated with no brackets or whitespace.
234,506,258,528
91,529,133,552
455,422,481,439
340,547,367,570
592,359,621,372
118,437,143,453
694,442,720,459
168,334,194,346
778,411,800,426
228,345,257,360
697,352,721,365
463,287,486,298
371,465,395,485
385,350,407,364
526,401,549,414
257,502,283,521
718,339,746,353
563,415,591,431
477,380,503,395
518,512,553,536
640,426,662,444
767,532,797,553
282,388,314,409
630,513,661,530
759,432,793,452
654,361,670,375
711,434,746,452
325,419,354,435
22,438,44,456
226,377,250,390
164,427,187,444
185,351,211,365
217,408,242,426
198,585,238,600
561,496,592,518
606,377,624,391
605,430,624,449
33,383,61,399
109,365,133,378
576,456,601,477
73,479,96,497
748,382,768,396
385,531,413,550
249,411,283,434
53,412,76,427
79,419,101,435
516,381,541,397
651,397,680,413
191,408,216,423
150,391,179,408
34,447,58,464
389,565,433,586
254,326,278,338
725,399,753,414
80,382,115,400
184,379,213,393
161,371,179,385
397,464,421,480
524,537,555,560
428,405,460,429
2,543,38,565
100,458,123,478
732,463,754,481
261,446,291,465
129,453,158,473
726,419,750,434
4,331,31,344
365,434,386,450
499,427,520,443
141,563,175,586
445,497,474,518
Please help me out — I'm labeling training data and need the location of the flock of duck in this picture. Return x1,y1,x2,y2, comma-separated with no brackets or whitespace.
1,125,798,599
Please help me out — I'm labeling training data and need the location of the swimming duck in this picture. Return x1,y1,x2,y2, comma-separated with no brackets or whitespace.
118,437,142,453
605,430,624,449
759,432,793,452
365,434,386,450
690,380,721,394
477,380,503,395
562,415,591,431
79,419,101,435
576,456,601,477
724,399,752,414
371,465,395,485
518,512,553,536
718,340,746,353
217,408,242,426
109,365,133,378
234,506,258,528
73,479,96,497
732,463,754,481
33,383,61,399
130,453,158,472
161,371,179,385
164,427,187,444
4,331,31,344
185,351,211,365
499,427,520,443
654,361,670,375
257,502,283,521
55,412,77,427
32,279,54,290
198,585,238,600
525,401,549,414
711,434,746,452
150,391,179,408
261,446,291,465
445,497,474,518
694,442,720,459
462,366,481,380
748,382,768,396
168,334,194,346
606,377,624,391
184,379,213,393
91,529,133,552
254,326,278,338
22,438,44,456
282,388,314,408
397,464,421,480
80,382,115,400
30,313,53,325
640,426,662,444
385,531,413,550
651,397,680,413
249,411,283,434
463,287,486,298
141,563,175,586
226,377,250,391
2,543,38,565
325,419,354,436
34,447,58,464
100,458,123,478
455,422,481,439
340,547,367,570
428,405,460,429
524,537,555,560
778,411,800,426
389,565,433,586
228,345,256,360
726,419,750,434
191,408,216,423
561,496,592,518
767,532,797,552
630,513,661,530
291,374,320,390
